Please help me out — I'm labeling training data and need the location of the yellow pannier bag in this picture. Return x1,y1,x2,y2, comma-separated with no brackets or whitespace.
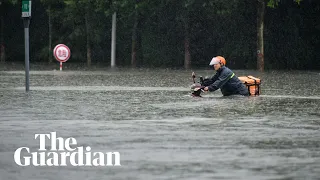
238,76,261,96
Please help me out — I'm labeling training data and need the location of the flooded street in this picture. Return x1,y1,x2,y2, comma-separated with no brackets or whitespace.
0,68,320,180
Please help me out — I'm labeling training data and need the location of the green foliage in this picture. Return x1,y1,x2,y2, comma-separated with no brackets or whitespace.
4,0,18,4
268,0,303,8
267,0,279,8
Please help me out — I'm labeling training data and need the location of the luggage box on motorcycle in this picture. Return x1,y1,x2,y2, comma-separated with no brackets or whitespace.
238,76,261,96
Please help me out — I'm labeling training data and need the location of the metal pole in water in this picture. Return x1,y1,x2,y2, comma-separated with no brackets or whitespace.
23,18,30,92
111,12,116,68
22,0,32,92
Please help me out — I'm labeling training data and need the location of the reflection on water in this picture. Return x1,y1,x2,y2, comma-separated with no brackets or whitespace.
0,69,320,180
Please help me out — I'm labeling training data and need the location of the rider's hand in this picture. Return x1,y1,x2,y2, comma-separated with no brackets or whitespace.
204,87,209,91
194,87,201,91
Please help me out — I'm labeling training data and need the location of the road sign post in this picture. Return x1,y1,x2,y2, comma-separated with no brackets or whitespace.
22,0,31,92
111,12,116,68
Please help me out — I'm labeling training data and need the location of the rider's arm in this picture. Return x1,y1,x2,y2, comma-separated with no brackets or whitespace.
207,70,233,92
202,73,219,86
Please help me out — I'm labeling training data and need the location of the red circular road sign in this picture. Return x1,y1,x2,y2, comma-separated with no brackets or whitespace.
53,44,71,62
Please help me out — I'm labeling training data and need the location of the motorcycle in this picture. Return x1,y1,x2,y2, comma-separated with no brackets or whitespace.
190,74,205,97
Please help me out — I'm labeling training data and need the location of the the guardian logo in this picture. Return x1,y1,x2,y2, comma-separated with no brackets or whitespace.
14,132,121,167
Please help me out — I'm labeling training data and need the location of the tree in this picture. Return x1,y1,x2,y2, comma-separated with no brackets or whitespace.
40,0,63,63
0,0,20,63
63,0,97,66
257,0,303,71
0,0,5,62
257,0,265,71
131,0,142,68
181,0,192,69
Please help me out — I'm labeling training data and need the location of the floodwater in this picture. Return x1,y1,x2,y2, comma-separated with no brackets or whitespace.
0,67,320,180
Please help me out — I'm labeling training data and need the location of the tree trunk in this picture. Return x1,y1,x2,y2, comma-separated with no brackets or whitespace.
0,15,5,62
131,19,138,68
131,1,142,68
85,10,92,67
48,5,53,63
184,15,191,69
257,0,265,71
